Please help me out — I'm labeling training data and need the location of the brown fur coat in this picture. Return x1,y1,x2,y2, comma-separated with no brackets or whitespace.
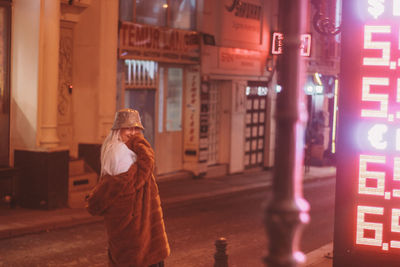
86,134,170,267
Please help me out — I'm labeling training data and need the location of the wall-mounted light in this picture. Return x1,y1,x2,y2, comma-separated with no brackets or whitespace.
315,85,324,94
305,86,314,95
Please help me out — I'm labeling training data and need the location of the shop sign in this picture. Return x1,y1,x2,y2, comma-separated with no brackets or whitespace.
219,47,262,71
221,0,262,45
271,32,311,56
184,66,200,162
119,21,200,64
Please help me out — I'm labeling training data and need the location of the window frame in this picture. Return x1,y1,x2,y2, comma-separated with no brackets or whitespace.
0,0,11,167
130,0,196,30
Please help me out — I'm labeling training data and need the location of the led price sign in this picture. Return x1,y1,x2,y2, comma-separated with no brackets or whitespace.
334,1,400,266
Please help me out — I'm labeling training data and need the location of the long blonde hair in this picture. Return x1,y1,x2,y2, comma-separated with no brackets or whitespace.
100,129,122,177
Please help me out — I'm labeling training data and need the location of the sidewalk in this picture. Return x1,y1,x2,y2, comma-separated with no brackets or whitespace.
0,166,335,266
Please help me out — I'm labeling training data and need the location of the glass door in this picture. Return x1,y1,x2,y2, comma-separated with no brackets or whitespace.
155,65,183,174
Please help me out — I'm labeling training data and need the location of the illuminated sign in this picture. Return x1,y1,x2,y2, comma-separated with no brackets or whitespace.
334,1,400,266
271,32,311,56
119,21,200,63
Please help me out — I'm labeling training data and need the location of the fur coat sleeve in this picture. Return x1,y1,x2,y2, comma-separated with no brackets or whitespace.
86,133,170,267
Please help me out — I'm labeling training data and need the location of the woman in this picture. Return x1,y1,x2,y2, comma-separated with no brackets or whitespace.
87,108,170,267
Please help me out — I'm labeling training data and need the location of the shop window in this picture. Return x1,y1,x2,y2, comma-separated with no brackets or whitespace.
136,0,167,27
119,0,196,30
0,2,10,166
125,90,156,148
166,68,182,131
170,0,196,30
123,60,158,147
158,66,183,133
124,60,158,88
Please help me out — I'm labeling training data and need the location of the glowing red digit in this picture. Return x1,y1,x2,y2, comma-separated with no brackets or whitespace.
361,77,389,118
359,155,386,196
363,25,391,66
356,205,384,247
391,209,400,248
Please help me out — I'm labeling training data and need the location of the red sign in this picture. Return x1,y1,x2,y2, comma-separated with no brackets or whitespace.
119,21,200,63
334,1,400,266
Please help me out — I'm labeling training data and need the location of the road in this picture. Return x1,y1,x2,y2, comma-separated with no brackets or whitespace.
0,177,335,267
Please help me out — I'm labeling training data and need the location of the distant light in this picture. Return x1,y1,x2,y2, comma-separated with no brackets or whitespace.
305,86,314,95
246,86,250,95
331,79,339,154
315,85,324,94
294,251,306,263
257,86,268,96
314,72,322,85
276,85,282,93
162,3,168,8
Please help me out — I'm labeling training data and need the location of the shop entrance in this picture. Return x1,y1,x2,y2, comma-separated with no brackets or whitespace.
155,65,184,174
244,83,268,168
207,82,220,165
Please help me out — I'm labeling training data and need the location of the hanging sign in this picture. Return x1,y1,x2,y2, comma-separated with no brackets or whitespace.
271,32,311,56
334,1,400,266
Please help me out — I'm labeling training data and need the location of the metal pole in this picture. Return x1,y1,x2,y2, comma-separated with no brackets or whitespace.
264,0,309,266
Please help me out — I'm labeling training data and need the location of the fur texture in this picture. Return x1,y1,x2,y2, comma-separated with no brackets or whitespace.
86,134,170,267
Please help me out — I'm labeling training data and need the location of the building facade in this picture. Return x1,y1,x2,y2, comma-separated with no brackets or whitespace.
3,0,336,209
304,0,341,165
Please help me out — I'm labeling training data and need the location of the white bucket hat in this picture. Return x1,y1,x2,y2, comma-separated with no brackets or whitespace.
111,108,144,130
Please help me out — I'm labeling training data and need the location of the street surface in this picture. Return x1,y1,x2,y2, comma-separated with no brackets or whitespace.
0,176,335,267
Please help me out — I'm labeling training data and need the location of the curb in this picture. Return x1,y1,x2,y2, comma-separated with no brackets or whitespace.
0,216,103,240
0,172,336,240
304,243,333,267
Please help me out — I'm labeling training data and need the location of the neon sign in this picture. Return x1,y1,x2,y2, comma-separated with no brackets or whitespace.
271,32,311,56
334,0,400,266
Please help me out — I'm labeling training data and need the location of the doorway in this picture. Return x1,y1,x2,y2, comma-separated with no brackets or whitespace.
155,65,184,174
244,83,268,168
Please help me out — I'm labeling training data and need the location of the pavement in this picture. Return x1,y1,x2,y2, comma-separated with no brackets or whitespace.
0,166,336,266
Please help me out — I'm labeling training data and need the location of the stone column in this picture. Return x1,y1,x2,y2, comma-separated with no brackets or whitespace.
97,0,118,141
39,0,61,149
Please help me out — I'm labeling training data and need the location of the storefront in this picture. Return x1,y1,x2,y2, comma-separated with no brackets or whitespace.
200,44,272,174
198,0,275,175
118,21,201,175
304,73,338,165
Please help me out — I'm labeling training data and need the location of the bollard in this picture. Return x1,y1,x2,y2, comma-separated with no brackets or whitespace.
214,237,228,267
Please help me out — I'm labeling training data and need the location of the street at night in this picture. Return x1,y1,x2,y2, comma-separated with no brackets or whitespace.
0,176,335,267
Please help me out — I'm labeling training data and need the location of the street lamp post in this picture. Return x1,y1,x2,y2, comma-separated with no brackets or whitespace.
264,0,310,266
